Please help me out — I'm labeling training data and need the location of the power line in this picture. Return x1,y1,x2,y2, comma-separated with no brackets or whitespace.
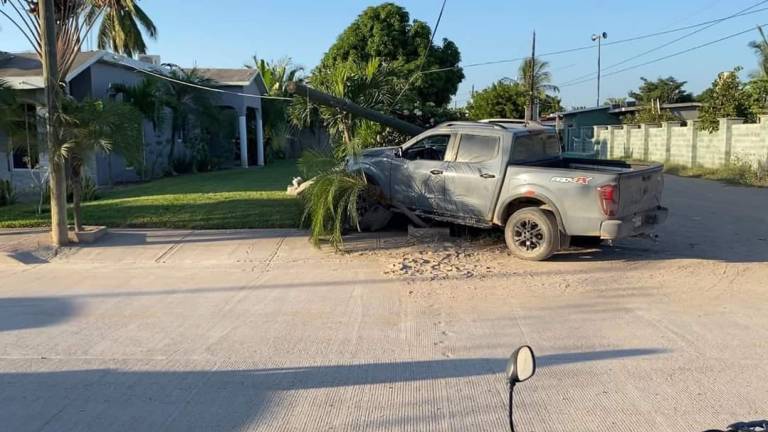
558,23,767,88
559,0,768,86
418,5,768,77
111,58,294,101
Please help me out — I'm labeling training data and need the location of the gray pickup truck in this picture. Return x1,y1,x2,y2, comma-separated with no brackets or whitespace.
348,120,668,260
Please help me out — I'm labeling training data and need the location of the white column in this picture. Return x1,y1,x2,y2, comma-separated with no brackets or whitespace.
256,110,265,166
238,115,248,168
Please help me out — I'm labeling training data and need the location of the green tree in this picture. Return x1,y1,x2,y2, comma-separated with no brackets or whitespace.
318,2,464,107
698,68,752,132
465,79,527,120
748,26,768,79
628,77,694,104
604,97,628,107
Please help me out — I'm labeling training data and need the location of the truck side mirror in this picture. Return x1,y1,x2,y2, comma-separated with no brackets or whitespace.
394,147,403,158
506,345,536,383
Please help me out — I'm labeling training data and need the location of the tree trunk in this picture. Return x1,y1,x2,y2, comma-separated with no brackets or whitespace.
49,157,69,243
40,0,68,246
71,164,83,233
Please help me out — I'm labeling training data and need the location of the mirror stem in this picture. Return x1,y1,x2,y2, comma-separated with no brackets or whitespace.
508,381,516,432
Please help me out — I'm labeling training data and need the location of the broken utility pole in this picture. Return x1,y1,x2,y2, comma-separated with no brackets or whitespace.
285,81,426,137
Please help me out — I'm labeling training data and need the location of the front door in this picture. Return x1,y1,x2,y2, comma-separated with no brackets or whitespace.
390,134,453,212
440,133,503,221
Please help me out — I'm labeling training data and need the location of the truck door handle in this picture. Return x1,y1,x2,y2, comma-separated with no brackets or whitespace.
430,169,443,175
480,173,496,179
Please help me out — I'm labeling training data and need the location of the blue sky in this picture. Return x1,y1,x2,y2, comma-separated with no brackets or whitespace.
2,0,767,108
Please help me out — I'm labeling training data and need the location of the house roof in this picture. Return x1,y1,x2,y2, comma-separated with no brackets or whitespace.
0,51,105,89
193,68,260,86
608,102,703,114
557,106,610,117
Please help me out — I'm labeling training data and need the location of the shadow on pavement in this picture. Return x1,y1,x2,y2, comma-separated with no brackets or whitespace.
0,348,666,431
703,420,768,432
0,297,79,332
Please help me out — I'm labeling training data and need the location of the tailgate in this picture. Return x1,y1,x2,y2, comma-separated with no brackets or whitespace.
616,164,664,217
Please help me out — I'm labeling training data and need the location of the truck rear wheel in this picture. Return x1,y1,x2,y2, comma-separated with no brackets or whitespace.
505,208,558,261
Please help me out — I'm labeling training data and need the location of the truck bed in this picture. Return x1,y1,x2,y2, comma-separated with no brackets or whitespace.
516,157,660,174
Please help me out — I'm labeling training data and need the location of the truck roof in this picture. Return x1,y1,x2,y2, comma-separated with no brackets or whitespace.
433,119,555,135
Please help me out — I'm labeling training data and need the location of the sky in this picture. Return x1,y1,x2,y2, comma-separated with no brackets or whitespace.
2,0,767,108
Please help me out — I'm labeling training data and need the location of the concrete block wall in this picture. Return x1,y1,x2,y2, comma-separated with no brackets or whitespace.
592,116,768,168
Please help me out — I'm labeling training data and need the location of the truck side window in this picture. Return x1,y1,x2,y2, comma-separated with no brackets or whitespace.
403,135,449,161
511,134,561,163
455,134,499,163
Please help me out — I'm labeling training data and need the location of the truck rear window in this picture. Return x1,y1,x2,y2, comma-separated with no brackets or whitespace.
455,134,500,163
511,133,561,163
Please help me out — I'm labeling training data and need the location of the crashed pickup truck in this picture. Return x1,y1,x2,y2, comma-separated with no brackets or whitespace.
348,120,668,260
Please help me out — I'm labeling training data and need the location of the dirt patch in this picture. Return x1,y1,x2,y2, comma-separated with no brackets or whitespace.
377,238,511,280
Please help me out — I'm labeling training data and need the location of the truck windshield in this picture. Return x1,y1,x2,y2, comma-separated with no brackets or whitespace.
511,133,561,163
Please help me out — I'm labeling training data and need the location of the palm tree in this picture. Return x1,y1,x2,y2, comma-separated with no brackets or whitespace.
1,0,158,245
518,57,560,100
748,26,768,79
59,99,113,231
161,66,217,168
246,57,304,160
247,56,304,96
111,77,166,135
92,0,157,57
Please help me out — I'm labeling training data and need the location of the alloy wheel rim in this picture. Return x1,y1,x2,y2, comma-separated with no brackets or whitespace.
512,219,544,252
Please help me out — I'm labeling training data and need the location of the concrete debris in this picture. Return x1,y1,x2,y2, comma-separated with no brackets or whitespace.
382,239,507,280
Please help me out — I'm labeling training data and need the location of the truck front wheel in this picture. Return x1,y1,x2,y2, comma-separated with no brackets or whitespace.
505,208,558,261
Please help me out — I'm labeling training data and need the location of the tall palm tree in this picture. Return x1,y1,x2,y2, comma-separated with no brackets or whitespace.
1,0,158,245
748,26,768,79
518,57,560,99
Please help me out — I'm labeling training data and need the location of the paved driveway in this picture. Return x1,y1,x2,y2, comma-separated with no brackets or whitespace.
1,175,767,432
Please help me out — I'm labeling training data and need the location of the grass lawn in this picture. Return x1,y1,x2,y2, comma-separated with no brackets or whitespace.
0,160,302,229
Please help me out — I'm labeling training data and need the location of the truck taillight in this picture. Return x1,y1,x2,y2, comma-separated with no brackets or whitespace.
597,184,619,217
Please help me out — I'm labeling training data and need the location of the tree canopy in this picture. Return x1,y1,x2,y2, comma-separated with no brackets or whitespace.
318,2,464,107
466,79,561,120
698,68,753,132
628,76,694,104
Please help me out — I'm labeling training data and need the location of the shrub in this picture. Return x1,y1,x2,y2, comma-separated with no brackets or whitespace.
170,155,195,174
0,180,17,207
301,170,368,250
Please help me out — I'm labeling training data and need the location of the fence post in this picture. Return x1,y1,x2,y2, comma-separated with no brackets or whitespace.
720,117,743,165
640,124,649,161
689,120,699,167
761,115,768,165
623,125,631,159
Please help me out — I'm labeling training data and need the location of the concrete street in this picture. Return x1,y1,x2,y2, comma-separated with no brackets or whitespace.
1,175,767,432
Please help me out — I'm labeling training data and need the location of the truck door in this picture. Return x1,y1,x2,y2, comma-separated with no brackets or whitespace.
390,134,454,212
439,133,503,221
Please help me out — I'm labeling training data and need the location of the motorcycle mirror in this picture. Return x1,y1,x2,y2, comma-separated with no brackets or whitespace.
506,345,536,383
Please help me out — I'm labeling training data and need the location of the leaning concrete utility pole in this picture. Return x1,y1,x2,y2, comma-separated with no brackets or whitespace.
40,0,68,246
285,81,425,137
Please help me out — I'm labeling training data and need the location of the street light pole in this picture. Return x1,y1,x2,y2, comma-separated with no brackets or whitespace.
592,32,607,107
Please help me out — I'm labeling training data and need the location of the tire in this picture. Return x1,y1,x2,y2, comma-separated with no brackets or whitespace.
504,207,558,261
356,185,392,232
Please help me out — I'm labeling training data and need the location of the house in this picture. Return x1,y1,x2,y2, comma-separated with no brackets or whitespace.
0,50,266,196
557,102,703,152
